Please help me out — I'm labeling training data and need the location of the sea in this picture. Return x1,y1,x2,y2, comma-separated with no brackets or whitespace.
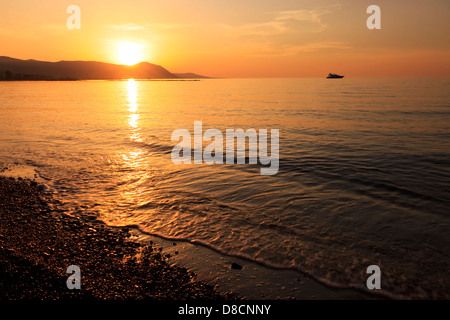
0,77,449,299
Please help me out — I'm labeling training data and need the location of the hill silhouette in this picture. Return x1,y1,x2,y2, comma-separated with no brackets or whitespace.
0,57,207,80
174,73,211,79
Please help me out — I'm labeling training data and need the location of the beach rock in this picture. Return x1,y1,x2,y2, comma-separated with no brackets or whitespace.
231,263,243,270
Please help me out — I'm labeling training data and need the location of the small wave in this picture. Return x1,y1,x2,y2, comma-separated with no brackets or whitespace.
94,220,403,299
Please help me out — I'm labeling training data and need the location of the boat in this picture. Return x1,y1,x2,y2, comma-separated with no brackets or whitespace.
326,73,344,79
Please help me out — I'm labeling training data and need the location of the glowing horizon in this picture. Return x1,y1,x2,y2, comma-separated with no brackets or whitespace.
0,0,449,77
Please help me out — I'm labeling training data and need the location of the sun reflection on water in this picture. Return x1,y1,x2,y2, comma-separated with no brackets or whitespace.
126,79,142,142
112,79,148,217
127,79,138,112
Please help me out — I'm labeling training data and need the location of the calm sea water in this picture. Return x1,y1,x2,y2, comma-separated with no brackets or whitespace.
1,78,449,299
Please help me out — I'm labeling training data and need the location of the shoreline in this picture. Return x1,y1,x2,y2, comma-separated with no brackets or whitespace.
0,174,377,301
132,230,378,300
0,176,234,300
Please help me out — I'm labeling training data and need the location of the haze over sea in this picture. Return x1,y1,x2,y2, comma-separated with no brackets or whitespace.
1,77,449,299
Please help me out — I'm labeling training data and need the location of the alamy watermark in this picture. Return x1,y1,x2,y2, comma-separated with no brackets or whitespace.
367,5,381,30
366,265,381,290
171,121,279,175
66,265,81,289
66,5,81,30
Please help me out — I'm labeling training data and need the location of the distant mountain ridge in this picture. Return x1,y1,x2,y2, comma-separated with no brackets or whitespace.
0,56,208,80
174,73,211,79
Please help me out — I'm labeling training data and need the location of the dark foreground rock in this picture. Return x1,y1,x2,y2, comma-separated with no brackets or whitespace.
0,177,235,301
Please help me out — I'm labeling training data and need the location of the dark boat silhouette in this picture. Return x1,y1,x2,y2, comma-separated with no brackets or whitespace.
326,73,344,79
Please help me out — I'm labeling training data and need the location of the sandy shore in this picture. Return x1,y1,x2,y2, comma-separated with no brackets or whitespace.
0,176,235,301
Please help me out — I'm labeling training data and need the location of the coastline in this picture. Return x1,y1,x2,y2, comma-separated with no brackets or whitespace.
0,176,234,300
0,174,377,301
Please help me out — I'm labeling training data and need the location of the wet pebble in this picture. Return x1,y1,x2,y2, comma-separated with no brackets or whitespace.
231,263,243,270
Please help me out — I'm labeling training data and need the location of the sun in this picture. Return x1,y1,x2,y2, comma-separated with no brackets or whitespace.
116,41,144,66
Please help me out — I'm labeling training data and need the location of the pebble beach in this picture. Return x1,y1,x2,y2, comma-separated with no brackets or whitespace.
0,176,234,301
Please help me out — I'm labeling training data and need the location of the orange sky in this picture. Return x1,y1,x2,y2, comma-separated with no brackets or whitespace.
0,0,449,77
